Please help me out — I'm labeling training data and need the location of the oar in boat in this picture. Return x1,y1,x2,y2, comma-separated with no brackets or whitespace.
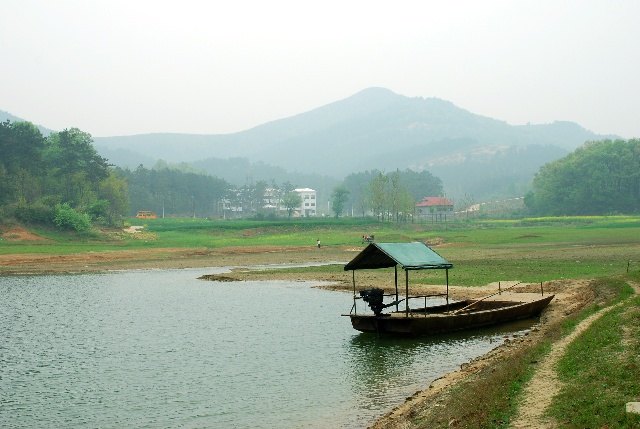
451,281,523,314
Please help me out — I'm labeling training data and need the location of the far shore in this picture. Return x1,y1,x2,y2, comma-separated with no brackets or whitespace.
0,245,352,276
0,244,516,300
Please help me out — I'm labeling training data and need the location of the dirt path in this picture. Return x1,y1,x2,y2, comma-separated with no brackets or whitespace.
509,281,640,429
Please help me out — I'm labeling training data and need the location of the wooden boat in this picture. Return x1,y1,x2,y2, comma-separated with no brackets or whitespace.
343,242,554,335
348,292,554,335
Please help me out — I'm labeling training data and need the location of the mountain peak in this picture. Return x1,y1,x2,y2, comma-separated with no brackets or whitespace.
347,86,402,99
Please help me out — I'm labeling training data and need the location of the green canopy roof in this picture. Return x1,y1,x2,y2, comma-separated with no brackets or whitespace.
344,242,453,271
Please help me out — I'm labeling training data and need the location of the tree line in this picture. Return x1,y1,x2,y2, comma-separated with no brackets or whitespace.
0,119,451,229
525,138,640,215
5,118,634,231
331,169,444,221
0,121,127,230
120,167,305,220
0,120,312,228
116,164,228,219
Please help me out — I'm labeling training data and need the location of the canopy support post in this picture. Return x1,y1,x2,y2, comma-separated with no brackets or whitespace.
394,265,399,311
352,270,356,314
405,269,409,316
446,268,450,311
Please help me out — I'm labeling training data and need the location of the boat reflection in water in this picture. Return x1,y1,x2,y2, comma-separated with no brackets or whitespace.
345,317,540,413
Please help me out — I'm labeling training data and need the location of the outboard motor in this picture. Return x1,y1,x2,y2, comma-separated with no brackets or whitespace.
360,288,386,316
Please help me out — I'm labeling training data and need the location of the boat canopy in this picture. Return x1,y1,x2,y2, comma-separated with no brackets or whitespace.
344,242,453,271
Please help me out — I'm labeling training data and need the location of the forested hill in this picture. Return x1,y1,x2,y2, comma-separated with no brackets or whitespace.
1,88,618,200
85,88,616,179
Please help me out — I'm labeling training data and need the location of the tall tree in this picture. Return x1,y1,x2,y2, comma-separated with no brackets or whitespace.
396,187,416,223
0,121,46,204
0,121,46,175
0,121,135,227
331,185,350,218
251,180,269,214
0,164,13,205
368,172,389,221
45,128,111,204
343,170,380,217
342,168,442,218
389,170,402,221
97,171,130,225
282,191,302,219
400,169,443,201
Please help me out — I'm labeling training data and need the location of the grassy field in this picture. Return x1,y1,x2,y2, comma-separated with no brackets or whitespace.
2,215,640,286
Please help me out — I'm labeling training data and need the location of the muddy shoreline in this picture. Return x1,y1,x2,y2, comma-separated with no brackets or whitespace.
0,245,352,275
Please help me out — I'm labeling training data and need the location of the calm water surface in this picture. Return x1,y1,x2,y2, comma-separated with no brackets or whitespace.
1,267,534,428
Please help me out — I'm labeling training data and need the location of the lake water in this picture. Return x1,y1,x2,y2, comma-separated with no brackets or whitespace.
1,266,534,428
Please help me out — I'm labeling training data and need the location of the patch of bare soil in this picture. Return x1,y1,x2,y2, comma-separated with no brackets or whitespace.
1,225,49,241
123,225,145,233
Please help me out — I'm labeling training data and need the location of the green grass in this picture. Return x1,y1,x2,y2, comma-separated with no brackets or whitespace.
549,281,640,428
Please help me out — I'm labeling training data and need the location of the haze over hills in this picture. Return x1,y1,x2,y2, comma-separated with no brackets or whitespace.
91,87,617,200
88,88,608,168
1,87,618,201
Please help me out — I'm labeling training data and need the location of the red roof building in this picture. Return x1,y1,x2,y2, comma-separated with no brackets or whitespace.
416,197,454,221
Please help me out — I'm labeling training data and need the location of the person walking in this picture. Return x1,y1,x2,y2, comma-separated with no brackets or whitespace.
317,239,321,248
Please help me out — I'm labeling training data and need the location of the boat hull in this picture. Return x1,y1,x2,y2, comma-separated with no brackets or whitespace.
349,294,554,335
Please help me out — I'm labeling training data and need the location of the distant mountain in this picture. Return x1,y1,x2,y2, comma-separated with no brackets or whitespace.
2,89,619,200
0,110,55,136
98,146,157,170
90,88,615,172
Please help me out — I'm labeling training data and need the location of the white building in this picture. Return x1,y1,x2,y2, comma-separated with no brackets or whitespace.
295,188,317,217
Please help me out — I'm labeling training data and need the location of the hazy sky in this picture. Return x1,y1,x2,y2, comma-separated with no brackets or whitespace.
2,1,639,138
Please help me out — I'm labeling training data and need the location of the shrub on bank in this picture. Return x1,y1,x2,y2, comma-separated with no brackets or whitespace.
9,201,56,225
53,203,92,232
